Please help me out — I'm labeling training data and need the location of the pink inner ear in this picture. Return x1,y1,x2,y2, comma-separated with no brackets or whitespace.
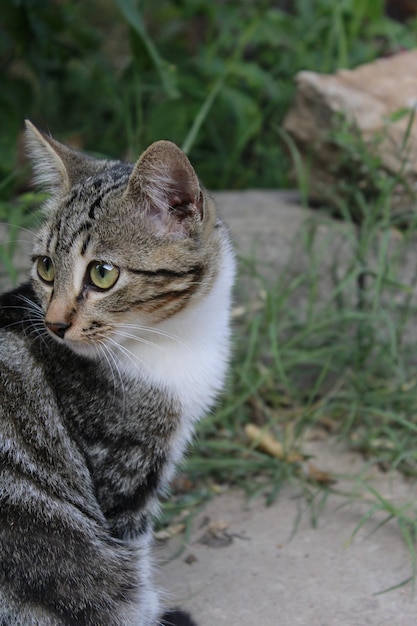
168,189,204,222
168,193,194,222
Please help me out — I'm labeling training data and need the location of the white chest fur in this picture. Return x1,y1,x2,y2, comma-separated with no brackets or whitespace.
116,244,235,429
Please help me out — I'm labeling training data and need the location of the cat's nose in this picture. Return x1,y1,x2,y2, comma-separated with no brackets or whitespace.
45,320,71,339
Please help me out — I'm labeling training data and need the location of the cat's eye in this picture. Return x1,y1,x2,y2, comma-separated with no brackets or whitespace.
36,256,55,284
89,262,120,290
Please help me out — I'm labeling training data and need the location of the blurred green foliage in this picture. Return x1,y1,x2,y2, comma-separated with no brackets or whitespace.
1,0,417,194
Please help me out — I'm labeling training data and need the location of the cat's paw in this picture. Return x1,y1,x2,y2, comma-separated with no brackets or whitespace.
160,608,198,626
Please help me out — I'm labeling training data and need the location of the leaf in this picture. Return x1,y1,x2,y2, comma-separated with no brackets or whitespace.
387,107,414,124
245,423,335,485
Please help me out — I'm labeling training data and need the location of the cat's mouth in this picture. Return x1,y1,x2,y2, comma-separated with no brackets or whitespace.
45,325,101,359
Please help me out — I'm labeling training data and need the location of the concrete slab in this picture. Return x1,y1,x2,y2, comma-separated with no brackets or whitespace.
158,440,417,626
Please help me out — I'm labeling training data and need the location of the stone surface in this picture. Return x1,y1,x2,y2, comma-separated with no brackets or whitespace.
158,452,417,626
283,50,417,214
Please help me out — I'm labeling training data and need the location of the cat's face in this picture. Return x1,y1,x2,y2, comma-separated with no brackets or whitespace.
26,123,220,357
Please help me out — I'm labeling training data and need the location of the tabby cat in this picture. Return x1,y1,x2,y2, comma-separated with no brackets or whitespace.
0,122,235,625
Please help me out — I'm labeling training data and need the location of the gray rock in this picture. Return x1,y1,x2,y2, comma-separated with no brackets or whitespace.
283,50,417,215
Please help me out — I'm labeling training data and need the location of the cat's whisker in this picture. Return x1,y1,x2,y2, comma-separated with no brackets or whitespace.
111,330,168,353
0,305,42,315
108,339,145,372
96,339,126,412
0,222,41,241
106,336,150,374
0,239,34,246
10,295,48,346
0,307,45,333
0,319,29,332
24,321,51,349
21,224,43,240
114,323,190,350
16,294,44,315
112,329,189,361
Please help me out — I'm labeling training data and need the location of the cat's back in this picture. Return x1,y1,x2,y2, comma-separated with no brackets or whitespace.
0,291,150,626
0,283,99,518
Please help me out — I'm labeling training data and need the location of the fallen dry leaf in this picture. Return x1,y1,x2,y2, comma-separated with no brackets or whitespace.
306,462,335,485
154,523,186,541
245,423,335,485
245,423,302,463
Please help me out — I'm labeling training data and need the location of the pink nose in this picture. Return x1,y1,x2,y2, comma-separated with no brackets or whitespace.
45,320,71,339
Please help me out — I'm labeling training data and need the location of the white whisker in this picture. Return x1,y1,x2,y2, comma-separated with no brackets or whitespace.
0,219,42,243
106,336,150,375
8,294,52,349
112,330,166,353
0,319,27,332
25,322,51,349
0,239,34,246
0,222,41,241
95,338,126,412
0,305,40,315
114,323,190,350
16,294,44,315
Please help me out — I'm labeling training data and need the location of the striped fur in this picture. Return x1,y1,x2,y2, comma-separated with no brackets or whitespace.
0,123,235,624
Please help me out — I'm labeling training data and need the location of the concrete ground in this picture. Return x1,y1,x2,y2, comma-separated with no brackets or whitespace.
157,191,417,626
159,440,416,626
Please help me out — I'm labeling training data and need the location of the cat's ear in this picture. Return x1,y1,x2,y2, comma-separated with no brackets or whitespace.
24,120,101,198
125,140,204,235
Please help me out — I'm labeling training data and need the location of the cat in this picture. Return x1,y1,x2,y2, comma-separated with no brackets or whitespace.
0,121,235,625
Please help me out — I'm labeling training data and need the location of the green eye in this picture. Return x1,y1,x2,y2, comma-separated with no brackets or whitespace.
37,256,55,283
89,262,120,290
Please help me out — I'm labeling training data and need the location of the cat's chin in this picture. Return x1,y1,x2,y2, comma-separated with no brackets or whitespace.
57,338,100,360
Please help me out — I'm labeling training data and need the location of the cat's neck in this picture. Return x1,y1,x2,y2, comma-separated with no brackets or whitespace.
114,242,235,424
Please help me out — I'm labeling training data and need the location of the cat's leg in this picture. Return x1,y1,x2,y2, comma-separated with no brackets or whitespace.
160,608,198,625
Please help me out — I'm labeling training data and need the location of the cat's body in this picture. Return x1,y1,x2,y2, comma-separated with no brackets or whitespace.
0,123,235,625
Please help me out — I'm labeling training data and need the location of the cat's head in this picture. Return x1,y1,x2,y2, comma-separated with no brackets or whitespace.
25,121,225,357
